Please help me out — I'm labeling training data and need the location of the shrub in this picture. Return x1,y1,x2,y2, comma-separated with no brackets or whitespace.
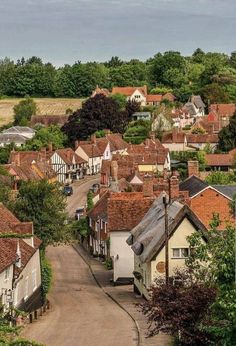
41,254,52,301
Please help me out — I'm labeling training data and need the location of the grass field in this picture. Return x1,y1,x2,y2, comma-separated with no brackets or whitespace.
0,98,84,126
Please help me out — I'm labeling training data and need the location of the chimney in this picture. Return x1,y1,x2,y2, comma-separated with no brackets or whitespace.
188,161,199,177
169,175,179,201
91,134,96,144
172,128,178,143
74,140,79,150
143,175,154,197
149,131,155,141
14,152,21,166
48,142,53,152
111,160,118,181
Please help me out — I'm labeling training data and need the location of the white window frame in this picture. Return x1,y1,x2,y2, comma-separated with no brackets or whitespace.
172,248,189,259
24,276,29,300
4,267,10,282
32,269,37,292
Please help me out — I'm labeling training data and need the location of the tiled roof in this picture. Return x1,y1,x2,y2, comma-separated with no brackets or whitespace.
210,104,236,117
162,131,218,144
0,203,33,235
162,131,186,143
111,86,147,97
87,191,110,221
106,134,128,151
55,148,86,165
179,176,209,198
79,143,102,158
205,154,232,166
91,86,110,97
146,95,162,102
31,115,69,127
108,192,155,232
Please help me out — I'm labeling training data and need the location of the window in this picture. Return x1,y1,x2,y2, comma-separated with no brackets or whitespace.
172,248,189,258
4,267,10,281
24,277,29,300
32,270,37,291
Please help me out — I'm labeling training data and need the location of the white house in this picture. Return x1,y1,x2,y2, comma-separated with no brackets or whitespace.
127,193,207,298
50,148,87,183
0,204,42,312
0,126,36,147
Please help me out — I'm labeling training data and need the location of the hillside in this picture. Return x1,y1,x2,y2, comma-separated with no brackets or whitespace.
0,98,84,126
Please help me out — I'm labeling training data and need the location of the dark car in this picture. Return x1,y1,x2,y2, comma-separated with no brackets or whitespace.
63,185,73,196
75,207,85,220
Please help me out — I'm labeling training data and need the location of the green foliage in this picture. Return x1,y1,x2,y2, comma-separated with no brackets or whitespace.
186,222,236,345
191,127,205,134
24,125,67,151
94,129,105,138
105,258,113,270
76,217,90,238
0,144,16,164
13,97,37,126
205,171,236,185
200,83,230,105
218,111,236,152
150,86,173,95
9,180,71,248
41,253,52,301
124,119,151,144
87,191,94,211
109,93,127,110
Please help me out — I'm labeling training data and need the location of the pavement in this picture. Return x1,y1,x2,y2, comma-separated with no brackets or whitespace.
22,245,138,346
73,244,171,346
66,175,100,217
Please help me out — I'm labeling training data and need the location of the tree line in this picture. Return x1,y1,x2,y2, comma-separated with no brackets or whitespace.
0,50,236,103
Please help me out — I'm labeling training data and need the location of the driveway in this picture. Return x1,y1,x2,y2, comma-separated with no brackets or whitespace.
66,176,100,217
22,245,137,346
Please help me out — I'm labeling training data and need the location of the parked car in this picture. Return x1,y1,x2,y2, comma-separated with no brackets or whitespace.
75,207,85,220
63,185,73,196
89,183,100,193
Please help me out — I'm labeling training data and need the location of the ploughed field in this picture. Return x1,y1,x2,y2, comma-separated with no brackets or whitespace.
0,98,84,126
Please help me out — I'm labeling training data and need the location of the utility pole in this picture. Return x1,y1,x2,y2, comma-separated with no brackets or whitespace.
163,194,169,285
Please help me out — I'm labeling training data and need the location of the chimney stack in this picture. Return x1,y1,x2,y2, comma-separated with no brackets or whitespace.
74,140,79,150
91,134,96,145
169,175,179,201
149,131,155,141
48,142,53,152
143,175,154,197
188,160,199,177
111,160,118,181
172,128,178,143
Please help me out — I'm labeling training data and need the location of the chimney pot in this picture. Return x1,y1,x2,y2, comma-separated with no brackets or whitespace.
188,160,199,177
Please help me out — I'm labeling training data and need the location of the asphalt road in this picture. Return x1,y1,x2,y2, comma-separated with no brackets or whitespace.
22,245,137,346
66,176,100,218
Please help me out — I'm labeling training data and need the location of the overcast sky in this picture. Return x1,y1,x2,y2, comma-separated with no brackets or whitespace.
0,0,235,66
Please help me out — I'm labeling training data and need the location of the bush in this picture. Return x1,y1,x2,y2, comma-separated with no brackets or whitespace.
41,254,52,301
105,258,113,270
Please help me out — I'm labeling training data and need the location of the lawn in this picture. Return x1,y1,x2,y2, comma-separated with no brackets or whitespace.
0,98,84,126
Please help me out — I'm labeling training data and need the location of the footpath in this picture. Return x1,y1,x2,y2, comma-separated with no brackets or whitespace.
73,243,170,346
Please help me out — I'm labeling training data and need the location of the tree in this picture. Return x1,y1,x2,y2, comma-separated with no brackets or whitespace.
13,97,37,126
87,191,94,211
9,180,72,248
110,93,127,110
62,94,123,143
124,119,151,144
218,111,236,151
25,125,67,150
200,83,230,105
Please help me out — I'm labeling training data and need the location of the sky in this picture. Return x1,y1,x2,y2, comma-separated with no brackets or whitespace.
0,0,236,66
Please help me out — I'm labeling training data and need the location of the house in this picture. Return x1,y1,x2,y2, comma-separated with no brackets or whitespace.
152,112,173,132
183,95,205,118
108,185,156,283
132,112,151,121
75,133,128,175
91,86,110,97
205,153,233,171
209,103,236,128
111,85,175,107
180,161,236,229
30,115,69,128
5,149,57,189
0,204,42,312
2,126,35,139
127,193,207,298
162,129,218,151
50,148,87,183
0,127,35,148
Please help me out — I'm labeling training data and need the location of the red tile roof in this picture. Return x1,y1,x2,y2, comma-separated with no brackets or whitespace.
0,203,33,235
205,154,232,166
146,95,162,102
209,104,236,117
108,192,155,232
111,86,147,97
55,148,86,165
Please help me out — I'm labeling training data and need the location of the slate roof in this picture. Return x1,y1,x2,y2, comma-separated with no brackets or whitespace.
212,185,236,200
191,95,205,109
0,133,28,145
2,126,35,134
129,193,207,263
179,176,209,197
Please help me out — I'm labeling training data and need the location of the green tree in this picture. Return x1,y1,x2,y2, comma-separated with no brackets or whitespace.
87,191,94,211
10,180,72,248
218,111,236,151
13,97,37,126
200,83,230,105
110,93,127,110
25,125,67,150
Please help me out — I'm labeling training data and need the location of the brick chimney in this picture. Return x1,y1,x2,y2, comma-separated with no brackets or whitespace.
111,160,118,181
74,140,79,150
149,131,155,141
91,134,96,144
143,175,153,197
188,160,199,177
172,128,178,143
169,175,179,200
48,142,53,152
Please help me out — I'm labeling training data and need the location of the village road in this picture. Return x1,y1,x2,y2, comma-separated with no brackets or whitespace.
22,245,138,346
66,176,100,217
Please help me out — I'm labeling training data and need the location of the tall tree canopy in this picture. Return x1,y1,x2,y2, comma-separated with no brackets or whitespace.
218,111,236,151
